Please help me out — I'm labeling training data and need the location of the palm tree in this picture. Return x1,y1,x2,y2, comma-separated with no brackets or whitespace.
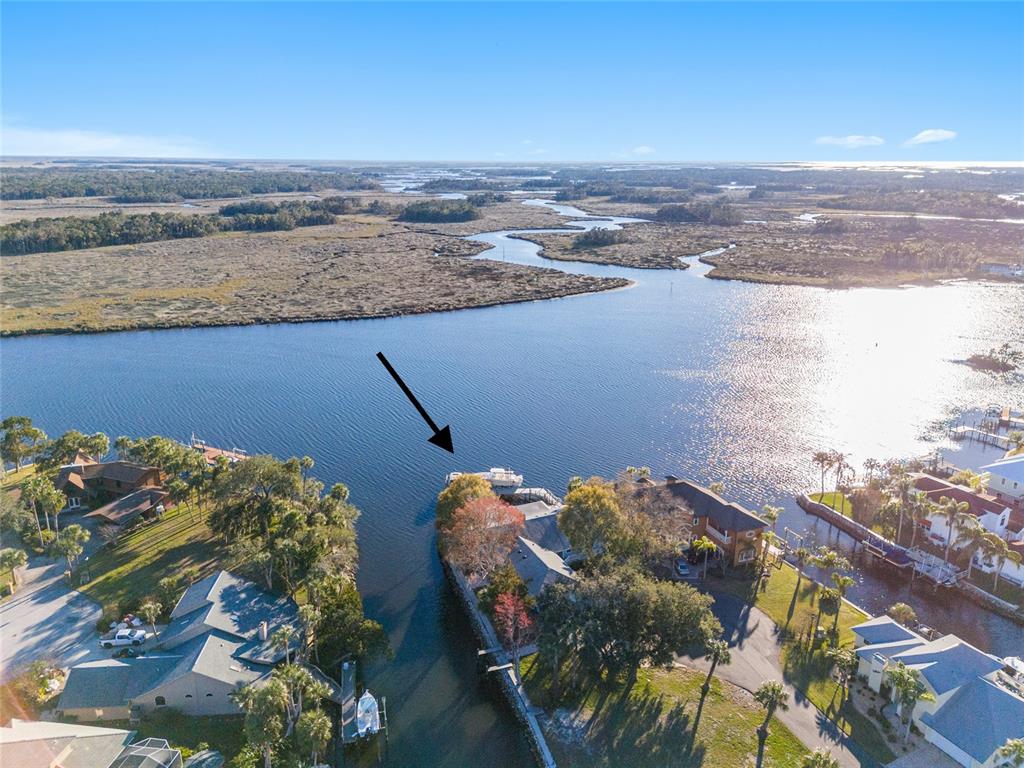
955,518,988,579
830,451,854,510
761,505,782,532
863,458,881,486
982,534,1023,594
997,737,1024,767
0,548,28,589
753,680,790,735
826,646,858,702
886,473,915,545
812,452,835,498
829,573,855,631
296,708,332,766
792,546,811,595
139,600,162,639
271,625,298,666
934,496,970,563
887,661,934,743
801,748,841,768
702,639,731,692
906,492,932,549
692,536,717,579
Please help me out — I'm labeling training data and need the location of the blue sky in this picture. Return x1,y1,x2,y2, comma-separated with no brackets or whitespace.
2,2,1022,161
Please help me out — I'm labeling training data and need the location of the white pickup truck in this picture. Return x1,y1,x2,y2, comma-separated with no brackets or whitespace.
100,628,147,648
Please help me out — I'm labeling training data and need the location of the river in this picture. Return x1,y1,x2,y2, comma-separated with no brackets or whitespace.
2,197,1023,766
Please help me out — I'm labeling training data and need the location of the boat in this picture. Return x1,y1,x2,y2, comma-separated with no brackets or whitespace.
445,467,524,491
356,690,381,737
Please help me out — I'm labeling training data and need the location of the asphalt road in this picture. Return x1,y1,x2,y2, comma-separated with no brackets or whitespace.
677,591,880,768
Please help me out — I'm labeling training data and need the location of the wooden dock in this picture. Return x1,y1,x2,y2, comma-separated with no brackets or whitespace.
796,494,911,570
339,660,359,744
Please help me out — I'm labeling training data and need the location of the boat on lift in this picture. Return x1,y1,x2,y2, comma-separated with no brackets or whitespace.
357,690,381,737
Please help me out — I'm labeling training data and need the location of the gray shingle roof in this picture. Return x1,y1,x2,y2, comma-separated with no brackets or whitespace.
521,510,571,556
920,677,1024,763
851,615,922,646
0,720,135,768
59,658,182,710
662,479,767,533
854,638,926,661
164,571,299,651
508,537,575,598
891,636,1003,696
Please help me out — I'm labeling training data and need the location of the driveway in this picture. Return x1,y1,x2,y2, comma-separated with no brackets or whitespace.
0,520,107,681
677,591,879,768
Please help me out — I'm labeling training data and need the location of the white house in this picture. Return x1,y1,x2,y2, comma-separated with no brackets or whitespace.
851,616,1024,768
981,454,1024,505
912,474,1013,547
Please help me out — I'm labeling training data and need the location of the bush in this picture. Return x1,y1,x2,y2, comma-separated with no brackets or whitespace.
572,229,628,249
398,200,480,223
654,198,741,225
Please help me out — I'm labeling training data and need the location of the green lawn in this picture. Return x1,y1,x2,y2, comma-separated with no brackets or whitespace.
967,571,1024,606
717,562,895,763
0,464,37,490
522,655,809,768
106,711,246,762
809,492,853,519
79,503,226,609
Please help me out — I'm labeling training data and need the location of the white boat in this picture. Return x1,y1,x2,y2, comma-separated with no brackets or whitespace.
356,690,380,737
445,468,524,490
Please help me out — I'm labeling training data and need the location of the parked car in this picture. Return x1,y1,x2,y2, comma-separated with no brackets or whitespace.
100,628,146,648
675,558,691,577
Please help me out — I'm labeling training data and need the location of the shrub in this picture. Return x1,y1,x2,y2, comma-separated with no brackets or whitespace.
572,229,628,249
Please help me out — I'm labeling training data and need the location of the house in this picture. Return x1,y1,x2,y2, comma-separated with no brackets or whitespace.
60,571,301,721
0,719,182,768
518,500,574,561
86,488,169,529
508,536,576,598
911,474,1013,546
660,476,768,567
55,461,163,511
981,454,1024,505
851,616,1023,768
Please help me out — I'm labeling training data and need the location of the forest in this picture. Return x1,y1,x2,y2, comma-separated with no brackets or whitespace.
1,168,379,201
0,197,380,255
398,199,481,223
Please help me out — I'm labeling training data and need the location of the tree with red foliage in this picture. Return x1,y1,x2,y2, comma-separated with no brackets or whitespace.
493,592,534,685
439,497,524,582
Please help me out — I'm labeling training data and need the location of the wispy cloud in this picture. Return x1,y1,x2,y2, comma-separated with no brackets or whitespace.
1,125,212,158
814,134,885,149
631,145,656,156
527,147,548,156
904,128,957,146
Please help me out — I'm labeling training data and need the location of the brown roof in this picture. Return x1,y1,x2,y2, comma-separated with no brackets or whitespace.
912,474,1009,519
86,488,168,526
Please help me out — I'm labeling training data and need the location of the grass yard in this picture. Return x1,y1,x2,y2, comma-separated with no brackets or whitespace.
967,571,1024,606
809,491,853,519
79,503,226,609
1,463,37,490
522,656,809,768
107,710,246,762
717,562,895,763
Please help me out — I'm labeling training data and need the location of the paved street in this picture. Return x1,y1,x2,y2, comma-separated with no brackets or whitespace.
1,520,107,682
677,591,880,768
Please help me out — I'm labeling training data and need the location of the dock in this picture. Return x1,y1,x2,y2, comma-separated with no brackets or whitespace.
951,426,1013,450
339,660,359,744
796,494,911,570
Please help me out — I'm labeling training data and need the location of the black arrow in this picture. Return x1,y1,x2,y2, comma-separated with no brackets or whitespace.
376,351,454,453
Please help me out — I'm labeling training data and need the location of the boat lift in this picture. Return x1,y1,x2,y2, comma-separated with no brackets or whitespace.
338,659,388,764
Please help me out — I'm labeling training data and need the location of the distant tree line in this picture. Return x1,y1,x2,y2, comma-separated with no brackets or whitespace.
820,190,1020,219
466,191,509,206
655,198,742,226
572,229,629,249
1,168,380,201
398,199,481,223
0,197,381,255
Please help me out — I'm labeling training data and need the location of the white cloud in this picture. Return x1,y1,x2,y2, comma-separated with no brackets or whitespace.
904,128,957,146
631,145,656,156
521,139,534,146
814,135,885,149
0,125,212,158
527,147,548,156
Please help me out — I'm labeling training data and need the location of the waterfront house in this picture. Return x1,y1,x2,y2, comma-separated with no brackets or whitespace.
981,454,1024,506
0,719,182,768
60,570,301,721
55,460,163,511
660,476,768,567
912,474,1013,546
508,536,576,598
86,487,170,529
851,616,1023,768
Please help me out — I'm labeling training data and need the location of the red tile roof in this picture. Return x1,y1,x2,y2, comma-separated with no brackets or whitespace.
912,474,1010,519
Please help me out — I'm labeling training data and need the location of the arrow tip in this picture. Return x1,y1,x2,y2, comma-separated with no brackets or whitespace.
427,425,454,454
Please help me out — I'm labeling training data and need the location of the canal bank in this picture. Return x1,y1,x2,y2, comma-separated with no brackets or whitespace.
3,195,1022,766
